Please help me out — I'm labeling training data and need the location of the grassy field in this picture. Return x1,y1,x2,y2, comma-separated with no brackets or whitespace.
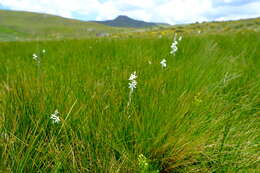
0,31,260,172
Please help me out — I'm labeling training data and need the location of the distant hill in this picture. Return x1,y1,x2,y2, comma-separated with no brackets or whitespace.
125,17,260,37
0,10,131,41
95,15,170,28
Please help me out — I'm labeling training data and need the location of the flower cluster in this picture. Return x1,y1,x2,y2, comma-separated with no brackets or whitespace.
160,59,167,68
128,71,137,92
32,49,45,64
127,71,138,109
50,110,60,124
32,53,39,63
194,92,202,105
170,34,182,55
137,154,159,173
138,154,149,170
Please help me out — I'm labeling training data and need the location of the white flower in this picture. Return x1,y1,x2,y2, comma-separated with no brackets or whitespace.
160,59,167,68
128,71,138,92
42,49,46,53
170,34,182,55
129,71,137,81
170,40,178,55
32,53,38,60
50,110,60,124
127,71,138,109
32,53,40,64
129,80,137,91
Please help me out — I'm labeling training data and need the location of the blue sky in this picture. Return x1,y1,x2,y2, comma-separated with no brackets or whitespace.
0,0,260,24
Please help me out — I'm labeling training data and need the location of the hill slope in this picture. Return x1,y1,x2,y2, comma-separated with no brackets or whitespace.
0,10,130,41
136,17,260,37
1,9,260,41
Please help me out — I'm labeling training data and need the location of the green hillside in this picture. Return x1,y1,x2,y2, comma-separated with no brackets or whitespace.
115,17,260,38
170,17,260,34
188,18,260,33
1,9,260,41
0,10,131,41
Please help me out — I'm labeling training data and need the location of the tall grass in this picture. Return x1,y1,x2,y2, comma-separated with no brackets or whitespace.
0,32,259,172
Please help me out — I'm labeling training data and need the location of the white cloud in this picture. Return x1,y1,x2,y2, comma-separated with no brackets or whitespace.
94,0,157,21
0,0,260,24
155,0,213,24
223,0,233,3
0,0,101,18
212,1,260,21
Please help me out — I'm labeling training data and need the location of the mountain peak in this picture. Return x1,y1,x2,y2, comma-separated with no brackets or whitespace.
115,15,130,20
95,15,160,28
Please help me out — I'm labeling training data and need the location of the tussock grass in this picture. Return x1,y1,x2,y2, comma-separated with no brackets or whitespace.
0,32,259,172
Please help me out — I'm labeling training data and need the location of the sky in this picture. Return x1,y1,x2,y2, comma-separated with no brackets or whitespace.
0,0,260,24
